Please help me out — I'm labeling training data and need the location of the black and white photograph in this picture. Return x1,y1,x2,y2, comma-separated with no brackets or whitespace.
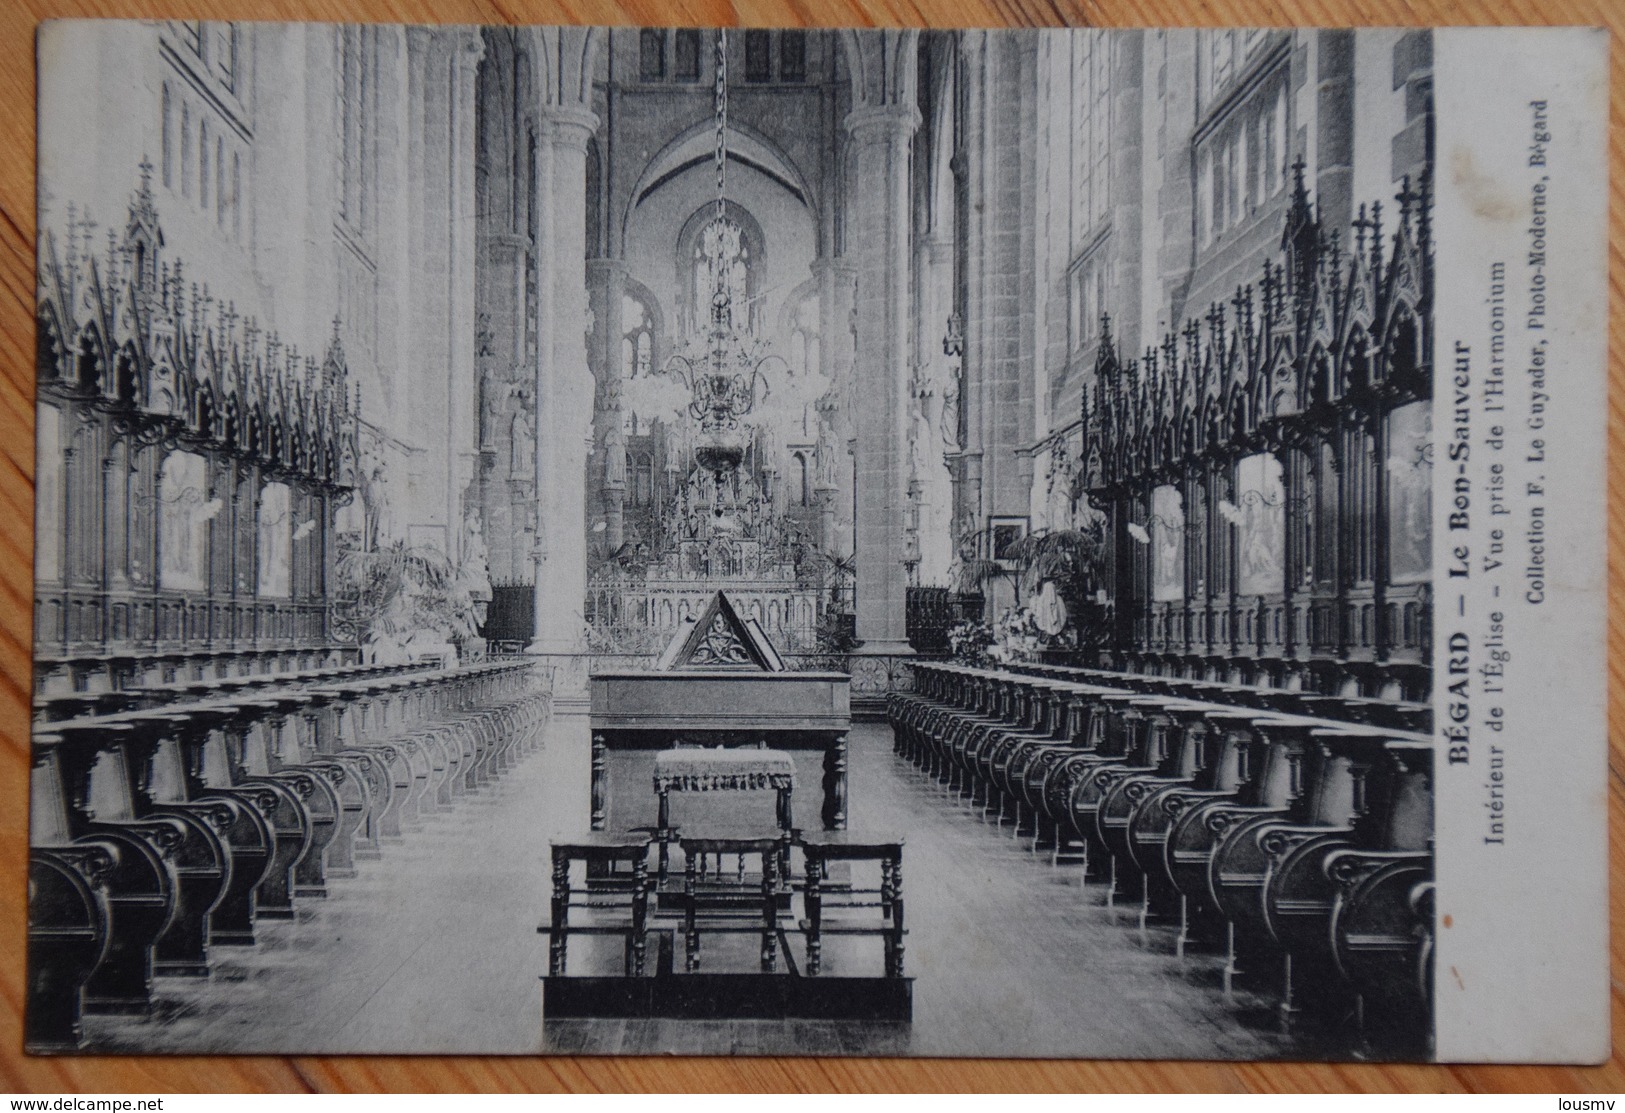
22,20,1604,1064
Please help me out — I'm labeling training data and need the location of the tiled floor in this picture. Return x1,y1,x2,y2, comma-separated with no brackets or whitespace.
85,714,1328,1058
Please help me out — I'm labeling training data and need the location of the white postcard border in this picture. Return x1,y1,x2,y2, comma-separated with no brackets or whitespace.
1431,26,1610,1064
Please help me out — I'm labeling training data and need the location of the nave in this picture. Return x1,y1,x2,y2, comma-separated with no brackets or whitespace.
77,711,1332,1059
31,23,1438,1062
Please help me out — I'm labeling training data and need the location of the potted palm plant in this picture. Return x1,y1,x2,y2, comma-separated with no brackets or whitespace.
333,536,479,665
947,528,1015,606
994,519,1109,654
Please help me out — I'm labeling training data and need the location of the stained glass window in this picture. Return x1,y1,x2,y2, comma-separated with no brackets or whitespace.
674,30,701,81
639,30,666,80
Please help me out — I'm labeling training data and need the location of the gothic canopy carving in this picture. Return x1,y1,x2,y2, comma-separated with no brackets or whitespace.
1083,165,1432,494
37,164,359,492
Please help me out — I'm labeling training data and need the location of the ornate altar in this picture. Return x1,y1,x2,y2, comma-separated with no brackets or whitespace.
587,455,826,656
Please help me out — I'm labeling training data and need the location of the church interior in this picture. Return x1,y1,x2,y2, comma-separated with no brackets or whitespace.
29,22,1435,1059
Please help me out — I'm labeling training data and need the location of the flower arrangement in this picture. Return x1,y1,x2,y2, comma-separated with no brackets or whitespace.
948,619,996,664
996,606,1039,643
990,606,1042,662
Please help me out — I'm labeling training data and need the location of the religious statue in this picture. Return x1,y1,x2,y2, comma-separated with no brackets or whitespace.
509,387,536,479
940,363,963,453
683,492,703,541
359,444,392,550
459,507,493,624
1045,444,1078,530
907,364,937,479
479,366,506,450
813,422,838,489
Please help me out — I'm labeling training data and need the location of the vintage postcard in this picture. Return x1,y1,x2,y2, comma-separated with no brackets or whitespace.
27,22,1608,1062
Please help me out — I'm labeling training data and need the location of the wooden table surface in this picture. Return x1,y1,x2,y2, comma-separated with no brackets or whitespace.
1,0,1620,1094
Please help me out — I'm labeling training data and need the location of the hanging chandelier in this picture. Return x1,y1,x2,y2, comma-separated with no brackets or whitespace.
663,28,787,480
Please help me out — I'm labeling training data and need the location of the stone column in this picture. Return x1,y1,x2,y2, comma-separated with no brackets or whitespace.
969,33,1034,533
1315,30,1356,234
816,484,839,554
1390,31,1433,184
914,232,956,585
529,106,600,671
953,33,987,556
587,257,628,551
446,34,484,567
1156,31,1198,325
845,103,921,654
812,257,856,556
1109,32,1146,361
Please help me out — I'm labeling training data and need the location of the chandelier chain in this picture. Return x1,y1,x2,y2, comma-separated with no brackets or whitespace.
715,29,727,222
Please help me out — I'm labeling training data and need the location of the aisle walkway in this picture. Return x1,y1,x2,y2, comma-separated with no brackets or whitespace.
88,714,1308,1058
547,724,1301,1058
86,732,572,1054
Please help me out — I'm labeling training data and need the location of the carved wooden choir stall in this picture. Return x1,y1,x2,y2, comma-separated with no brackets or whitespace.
25,174,555,1051
888,662,1432,1051
882,172,1437,1056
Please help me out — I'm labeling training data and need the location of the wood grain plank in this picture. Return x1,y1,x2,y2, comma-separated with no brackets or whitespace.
2,0,1622,1092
